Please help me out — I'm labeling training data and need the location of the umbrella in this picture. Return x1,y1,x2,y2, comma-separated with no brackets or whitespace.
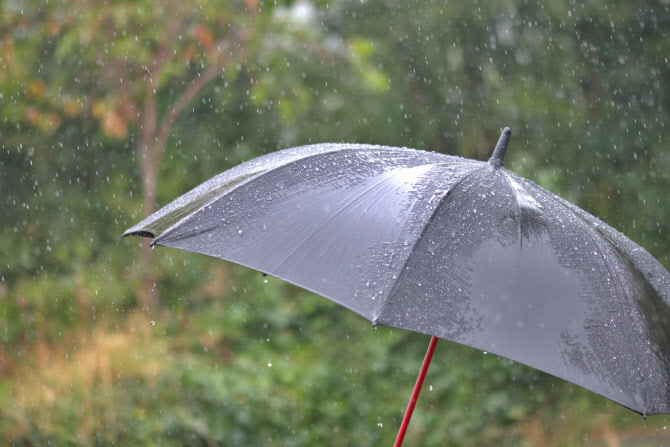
124,128,670,444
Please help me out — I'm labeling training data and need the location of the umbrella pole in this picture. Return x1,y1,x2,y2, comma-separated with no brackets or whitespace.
394,336,438,447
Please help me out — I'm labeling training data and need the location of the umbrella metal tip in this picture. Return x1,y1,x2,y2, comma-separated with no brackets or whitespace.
489,127,511,169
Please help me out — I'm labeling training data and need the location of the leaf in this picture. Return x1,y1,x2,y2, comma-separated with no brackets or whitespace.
101,109,128,139
54,29,81,61
193,25,214,49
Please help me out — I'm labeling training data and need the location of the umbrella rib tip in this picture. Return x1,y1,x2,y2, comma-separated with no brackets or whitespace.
489,127,511,168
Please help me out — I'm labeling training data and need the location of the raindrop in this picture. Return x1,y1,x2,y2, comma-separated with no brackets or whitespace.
237,229,244,236
377,423,383,428
268,362,272,367
151,321,156,326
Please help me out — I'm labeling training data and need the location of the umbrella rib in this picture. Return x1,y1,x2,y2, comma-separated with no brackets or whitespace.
375,165,487,324
501,172,523,251
152,222,222,245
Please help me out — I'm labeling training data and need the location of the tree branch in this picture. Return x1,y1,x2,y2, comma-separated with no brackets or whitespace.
149,15,189,79
152,39,239,158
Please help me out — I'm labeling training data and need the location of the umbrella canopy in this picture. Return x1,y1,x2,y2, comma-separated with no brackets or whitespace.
124,128,670,418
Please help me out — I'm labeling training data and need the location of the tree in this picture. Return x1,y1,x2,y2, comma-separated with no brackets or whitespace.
2,0,328,309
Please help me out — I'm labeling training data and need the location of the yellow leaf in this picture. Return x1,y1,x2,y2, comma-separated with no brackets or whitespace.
92,101,106,119
193,25,214,49
43,112,62,132
62,97,83,117
102,110,128,139
24,106,41,125
26,80,46,100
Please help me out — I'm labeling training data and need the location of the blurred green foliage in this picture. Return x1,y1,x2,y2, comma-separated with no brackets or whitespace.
1,0,670,445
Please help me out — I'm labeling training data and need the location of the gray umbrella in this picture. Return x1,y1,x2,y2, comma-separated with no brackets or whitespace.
124,128,670,442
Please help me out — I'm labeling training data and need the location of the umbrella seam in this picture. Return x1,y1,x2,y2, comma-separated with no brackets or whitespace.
538,188,637,317
501,171,524,251
375,165,488,325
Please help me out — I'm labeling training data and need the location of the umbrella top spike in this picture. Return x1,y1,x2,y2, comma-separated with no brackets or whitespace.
488,127,511,169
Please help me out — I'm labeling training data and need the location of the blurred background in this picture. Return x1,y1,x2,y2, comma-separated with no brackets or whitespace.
2,0,670,445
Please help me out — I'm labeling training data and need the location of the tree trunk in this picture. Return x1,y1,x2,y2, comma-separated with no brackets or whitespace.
137,96,160,311
138,149,160,311
133,58,231,310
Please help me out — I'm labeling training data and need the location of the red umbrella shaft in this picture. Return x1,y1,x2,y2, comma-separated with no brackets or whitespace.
394,336,438,447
